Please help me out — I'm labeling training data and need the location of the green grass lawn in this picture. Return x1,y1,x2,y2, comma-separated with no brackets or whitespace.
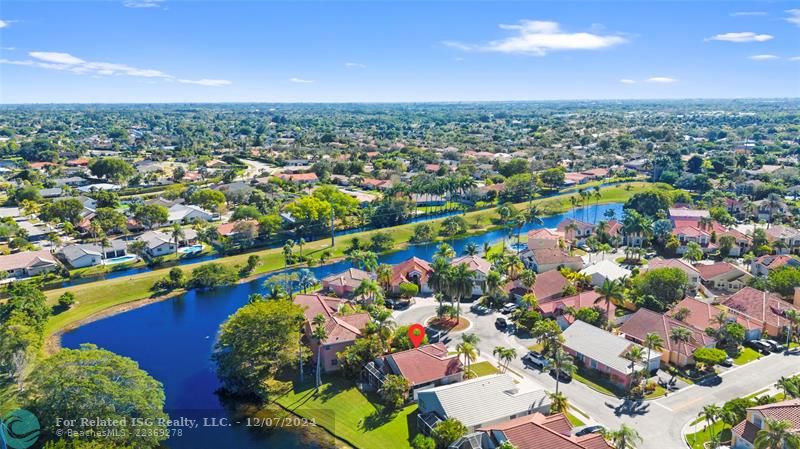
42,181,662,338
572,370,625,397
566,411,585,427
734,347,762,365
469,361,500,377
644,384,667,399
273,377,416,449
685,422,731,449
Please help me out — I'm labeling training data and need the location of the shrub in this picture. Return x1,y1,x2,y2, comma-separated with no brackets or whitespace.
398,282,419,298
188,263,239,289
58,292,76,309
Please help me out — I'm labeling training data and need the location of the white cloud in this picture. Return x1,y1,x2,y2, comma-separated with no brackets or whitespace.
646,77,677,83
344,62,366,69
706,32,774,43
786,9,800,26
749,54,779,60
0,20,9,29
289,77,314,83
731,11,767,16
0,51,229,86
123,0,164,8
619,79,636,84
444,20,627,56
788,56,800,61
177,79,231,87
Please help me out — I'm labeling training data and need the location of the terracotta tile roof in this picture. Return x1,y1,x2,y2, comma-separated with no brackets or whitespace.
216,219,258,236
321,268,372,289
530,248,583,266
696,262,739,280
391,256,432,287
527,229,563,250
450,255,491,274
0,249,58,272
734,399,800,445
557,218,595,233
647,258,700,276
673,225,709,238
582,168,609,177
538,291,610,316
722,287,800,329
732,420,760,446
533,270,569,301
620,308,715,357
294,294,369,345
384,343,463,386
755,254,798,270
605,220,623,237
668,297,720,331
278,172,318,182
479,413,612,449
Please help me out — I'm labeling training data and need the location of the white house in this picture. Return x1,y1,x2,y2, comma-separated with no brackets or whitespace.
167,204,216,225
57,240,129,268
450,255,492,296
139,231,176,257
580,260,631,287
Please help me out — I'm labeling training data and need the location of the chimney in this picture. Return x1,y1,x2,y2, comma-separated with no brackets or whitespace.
794,287,800,308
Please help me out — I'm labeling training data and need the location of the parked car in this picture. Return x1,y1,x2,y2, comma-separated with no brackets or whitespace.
720,357,734,368
762,339,786,353
573,424,606,437
522,351,549,369
426,328,442,343
549,368,572,383
495,317,508,329
746,340,772,355
500,302,518,314
470,303,489,315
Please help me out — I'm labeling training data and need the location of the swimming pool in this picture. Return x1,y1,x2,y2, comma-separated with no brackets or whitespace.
103,255,138,265
178,244,203,254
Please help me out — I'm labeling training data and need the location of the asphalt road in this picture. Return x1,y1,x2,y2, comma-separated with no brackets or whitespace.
395,301,800,449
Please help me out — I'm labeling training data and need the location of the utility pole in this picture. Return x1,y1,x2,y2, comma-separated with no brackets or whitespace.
330,208,335,247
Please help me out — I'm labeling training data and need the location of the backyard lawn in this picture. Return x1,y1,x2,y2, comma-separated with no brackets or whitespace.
734,347,762,365
274,377,416,449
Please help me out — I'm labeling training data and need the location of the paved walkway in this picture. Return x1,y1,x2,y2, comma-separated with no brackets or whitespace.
394,302,800,449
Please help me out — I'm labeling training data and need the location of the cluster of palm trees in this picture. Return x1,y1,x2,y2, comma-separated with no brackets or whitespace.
390,173,477,215
455,333,480,376
429,251,476,323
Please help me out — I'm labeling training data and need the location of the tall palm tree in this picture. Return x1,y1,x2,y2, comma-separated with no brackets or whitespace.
456,342,478,375
547,391,569,414
754,419,800,449
698,404,721,441
605,424,643,449
670,327,693,365
296,269,317,294
171,223,185,255
595,279,624,329
436,242,456,260
505,255,525,280
622,346,645,390
311,313,328,388
354,279,383,304
371,308,396,348
784,309,800,346
493,346,517,373
428,257,452,297
484,270,502,303
642,332,664,375
463,242,479,256
448,263,475,322
548,348,575,395
776,376,800,399
376,263,393,295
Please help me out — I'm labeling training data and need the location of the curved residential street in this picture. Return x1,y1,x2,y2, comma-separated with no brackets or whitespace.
394,300,800,449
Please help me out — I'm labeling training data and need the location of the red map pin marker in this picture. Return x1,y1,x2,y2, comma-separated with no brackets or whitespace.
408,324,425,348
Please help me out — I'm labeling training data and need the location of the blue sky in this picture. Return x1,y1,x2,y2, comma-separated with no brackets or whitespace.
1,1,799,103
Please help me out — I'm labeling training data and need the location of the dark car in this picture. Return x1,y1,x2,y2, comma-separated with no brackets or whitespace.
549,368,572,383
470,303,489,315
762,339,786,353
522,351,549,369
746,340,772,355
720,357,734,367
573,425,606,437
426,329,442,343
495,317,508,329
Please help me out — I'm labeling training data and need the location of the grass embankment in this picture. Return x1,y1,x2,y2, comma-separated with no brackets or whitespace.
274,377,416,449
44,182,662,338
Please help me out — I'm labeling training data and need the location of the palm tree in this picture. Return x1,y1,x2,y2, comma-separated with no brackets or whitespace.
484,270,502,303
754,419,800,449
171,223,185,255
642,332,664,375
670,326,693,365
519,269,536,290
436,242,456,260
463,242,479,256
354,279,383,304
428,257,452,296
699,404,721,441
548,348,575,395
547,391,569,414
622,346,645,391
505,255,525,280
784,309,800,346
371,308,396,348
764,193,784,229
296,269,317,294
448,263,475,322
595,279,624,329
376,263,393,294
776,376,800,399
346,250,378,272
311,313,328,388
605,424,643,449
565,221,579,250
456,341,478,375
493,346,517,373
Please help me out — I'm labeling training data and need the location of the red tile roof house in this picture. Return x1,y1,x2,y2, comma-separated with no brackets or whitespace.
751,254,800,277
721,287,800,338
320,268,372,297
668,297,764,342
474,412,613,449
522,247,584,274
696,262,753,293
531,270,570,302
526,228,563,251
277,172,319,184
563,321,662,387
765,225,800,255
620,308,716,367
294,294,371,373
647,258,701,293
672,225,716,255
216,220,259,238
390,256,433,295
362,343,463,400
450,255,492,296
732,399,800,449
556,218,596,245
581,168,610,179
538,291,616,329
718,227,752,257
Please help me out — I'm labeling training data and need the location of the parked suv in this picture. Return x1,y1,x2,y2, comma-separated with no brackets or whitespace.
522,351,549,369
746,340,772,355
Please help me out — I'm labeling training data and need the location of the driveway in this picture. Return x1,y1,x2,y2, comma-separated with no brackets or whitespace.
394,301,800,449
